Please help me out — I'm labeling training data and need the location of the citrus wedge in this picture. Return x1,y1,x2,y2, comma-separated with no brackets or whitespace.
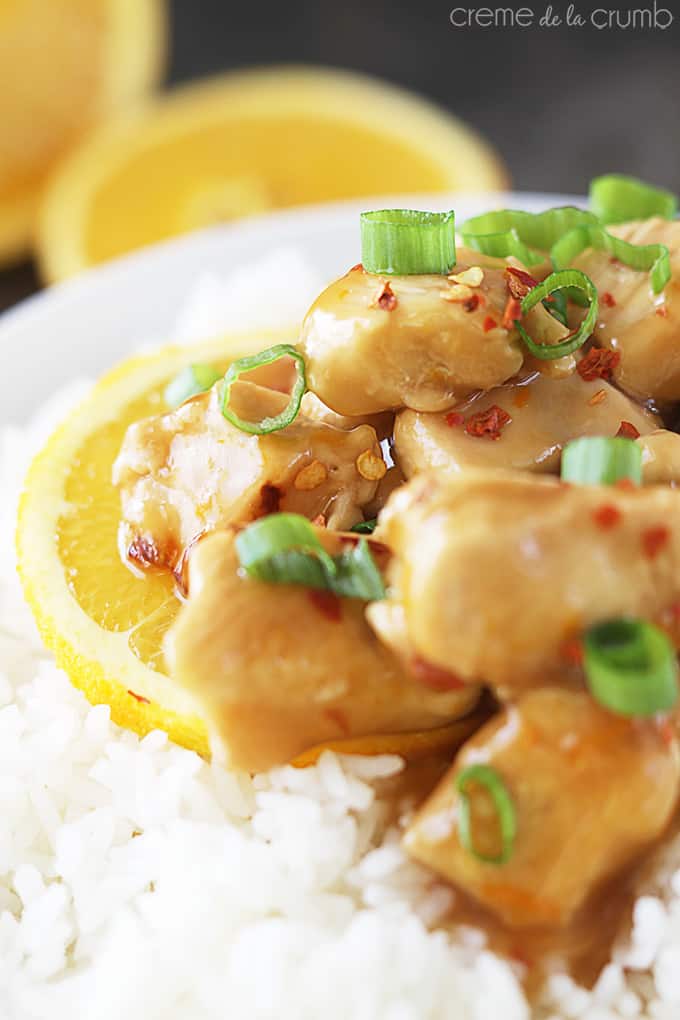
0,0,166,267
17,329,481,764
37,66,509,282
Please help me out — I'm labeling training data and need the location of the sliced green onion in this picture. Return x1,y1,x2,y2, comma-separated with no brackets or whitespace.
545,287,568,327
221,344,306,434
461,206,598,263
235,513,385,601
551,223,671,296
164,363,221,408
584,619,679,717
456,764,516,866
561,436,642,486
590,174,678,226
350,518,377,535
516,269,598,361
360,210,456,275
330,539,385,601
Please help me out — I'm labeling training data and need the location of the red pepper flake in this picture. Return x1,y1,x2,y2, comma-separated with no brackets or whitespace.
463,293,482,313
658,718,675,747
445,411,465,428
616,421,641,440
505,266,539,299
410,656,466,691
464,405,512,441
601,291,617,308
560,637,584,667
593,504,622,530
128,690,150,705
576,347,621,381
349,263,364,273
615,477,637,491
311,514,327,527
502,295,522,330
588,388,607,407
372,280,397,311
259,483,282,516
642,526,670,560
656,305,669,318
483,315,498,333
307,589,342,622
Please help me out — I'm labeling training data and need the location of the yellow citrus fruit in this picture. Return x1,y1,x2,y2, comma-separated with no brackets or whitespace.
0,0,166,267
17,331,481,763
37,66,509,282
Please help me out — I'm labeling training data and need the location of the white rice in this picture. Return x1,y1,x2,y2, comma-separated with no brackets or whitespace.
2,251,680,1019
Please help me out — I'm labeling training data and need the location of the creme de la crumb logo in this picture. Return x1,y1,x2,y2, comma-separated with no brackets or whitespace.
449,3,674,30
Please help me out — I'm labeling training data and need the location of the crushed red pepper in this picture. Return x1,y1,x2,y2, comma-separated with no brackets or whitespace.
372,280,397,311
410,656,466,691
601,291,617,308
445,411,465,428
577,347,621,382
616,421,641,440
463,293,483,313
642,526,670,560
560,637,584,667
128,690,150,705
483,315,498,333
464,405,512,441
502,295,522,330
505,266,539,299
588,389,607,407
656,305,669,318
593,504,622,530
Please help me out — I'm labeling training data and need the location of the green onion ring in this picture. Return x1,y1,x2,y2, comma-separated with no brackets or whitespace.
584,619,679,717
461,206,598,263
221,344,306,434
236,513,336,577
561,436,642,486
516,269,599,361
551,223,671,296
350,518,378,535
360,210,456,275
164,363,221,408
590,174,678,226
456,764,516,866
235,514,386,601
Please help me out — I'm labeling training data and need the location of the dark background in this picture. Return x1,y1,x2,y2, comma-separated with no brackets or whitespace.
2,0,679,312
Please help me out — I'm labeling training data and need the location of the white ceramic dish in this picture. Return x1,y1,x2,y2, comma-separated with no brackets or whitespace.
0,192,580,424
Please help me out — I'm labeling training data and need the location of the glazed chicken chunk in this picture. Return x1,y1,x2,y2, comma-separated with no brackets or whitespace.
298,251,571,416
165,528,480,772
113,381,385,574
369,470,680,696
395,370,659,478
572,217,680,402
405,688,680,928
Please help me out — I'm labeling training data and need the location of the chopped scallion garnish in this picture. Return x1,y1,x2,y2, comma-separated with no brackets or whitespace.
516,269,598,361
551,223,671,296
164,363,221,408
360,210,456,276
235,513,385,601
461,206,598,264
561,436,642,486
590,174,678,226
221,344,306,434
584,619,679,717
456,764,516,866
350,518,377,535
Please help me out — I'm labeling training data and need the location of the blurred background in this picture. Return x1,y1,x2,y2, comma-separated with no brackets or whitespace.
1,0,678,312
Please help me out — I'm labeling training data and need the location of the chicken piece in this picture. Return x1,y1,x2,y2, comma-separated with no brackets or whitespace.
639,428,680,485
405,688,680,928
368,470,680,695
165,528,480,772
298,251,570,416
394,371,658,478
571,217,680,403
113,381,385,575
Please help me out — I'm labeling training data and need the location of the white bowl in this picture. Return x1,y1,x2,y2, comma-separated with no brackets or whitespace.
0,192,580,425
